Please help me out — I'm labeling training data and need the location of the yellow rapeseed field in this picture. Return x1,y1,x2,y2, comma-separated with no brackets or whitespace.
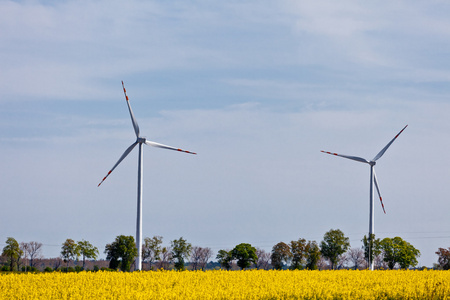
1,270,449,299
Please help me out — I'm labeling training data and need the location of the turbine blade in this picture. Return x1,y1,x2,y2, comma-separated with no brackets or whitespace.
98,142,138,186
372,125,408,162
145,140,197,155
122,81,140,138
373,168,386,214
320,151,369,164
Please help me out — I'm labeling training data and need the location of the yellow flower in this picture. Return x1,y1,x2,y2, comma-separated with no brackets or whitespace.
0,269,449,299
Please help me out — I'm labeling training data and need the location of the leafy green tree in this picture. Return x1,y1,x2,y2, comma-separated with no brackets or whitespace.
231,243,257,270
305,241,321,270
362,234,382,268
216,249,233,270
2,237,23,271
436,247,450,270
380,237,420,269
320,229,350,270
105,235,138,272
271,242,291,270
61,239,79,268
142,236,163,270
76,240,99,270
171,237,192,271
290,238,307,270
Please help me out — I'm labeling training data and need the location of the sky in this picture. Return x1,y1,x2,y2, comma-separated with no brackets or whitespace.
1,0,450,268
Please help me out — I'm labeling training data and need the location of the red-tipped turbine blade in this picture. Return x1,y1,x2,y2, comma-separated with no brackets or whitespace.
98,142,138,186
372,125,408,162
321,150,369,164
145,140,197,155
373,168,386,214
122,81,140,138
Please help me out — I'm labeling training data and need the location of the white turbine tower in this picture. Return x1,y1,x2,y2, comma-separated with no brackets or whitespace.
321,125,407,270
98,81,196,271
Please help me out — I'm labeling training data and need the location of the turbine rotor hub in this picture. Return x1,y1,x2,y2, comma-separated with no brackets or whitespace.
369,161,376,166
137,137,146,144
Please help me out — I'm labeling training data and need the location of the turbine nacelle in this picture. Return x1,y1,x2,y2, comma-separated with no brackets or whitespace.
137,137,147,144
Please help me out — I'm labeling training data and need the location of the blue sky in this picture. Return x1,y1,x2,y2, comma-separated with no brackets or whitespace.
1,0,450,268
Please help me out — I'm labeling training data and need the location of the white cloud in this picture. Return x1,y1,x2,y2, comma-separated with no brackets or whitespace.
283,0,450,73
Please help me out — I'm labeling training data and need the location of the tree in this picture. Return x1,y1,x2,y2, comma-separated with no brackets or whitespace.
373,251,388,270
191,246,213,271
61,239,79,268
157,246,172,270
380,237,420,269
190,246,203,270
336,253,349,269
231,243,257,270
290,238,307,270
317,256,329,270
198,247,212,271
52,257,63,270
255,248,271,270
105,235,138,272
305,241,321,270
142,236,163,270
271,242,291,270
362,234,382,268
216,249,233,270
20,242,29,271
346,248,366,270
435,247,450,270
76,240,99,270
22,241,43,268
320,229,350,270
2,237,23,271
171,237,192,271
362,234,387,269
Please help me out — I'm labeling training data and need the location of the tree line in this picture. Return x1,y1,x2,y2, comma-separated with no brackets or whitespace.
2,229,450,272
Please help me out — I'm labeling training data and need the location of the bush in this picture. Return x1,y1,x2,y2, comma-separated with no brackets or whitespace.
21,266,39,272
74,266,83,272
1,265,10,272
44,267,53,272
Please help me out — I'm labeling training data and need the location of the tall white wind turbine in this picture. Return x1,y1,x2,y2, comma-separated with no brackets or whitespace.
321,125,407,270
98,81,196,271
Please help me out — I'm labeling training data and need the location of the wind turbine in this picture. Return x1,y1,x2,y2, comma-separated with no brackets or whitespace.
98,81,196,271
321,125,407,270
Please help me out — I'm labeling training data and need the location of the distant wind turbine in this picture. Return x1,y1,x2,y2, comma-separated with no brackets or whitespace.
98,81,196,271
321,125,407,270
